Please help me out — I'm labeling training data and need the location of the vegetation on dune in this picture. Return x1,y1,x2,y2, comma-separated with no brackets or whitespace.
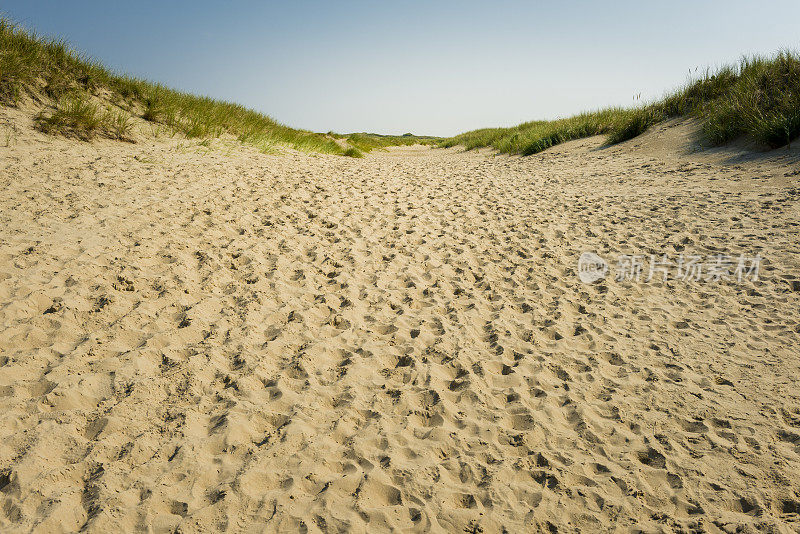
7,14,794,158
441,109,632,156
1,18,439,154
35,94,134,141
342,147,364,158
442,51,800,154
341,132,440,153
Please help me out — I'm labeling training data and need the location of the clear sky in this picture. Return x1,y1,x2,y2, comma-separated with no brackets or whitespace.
3,1,800,136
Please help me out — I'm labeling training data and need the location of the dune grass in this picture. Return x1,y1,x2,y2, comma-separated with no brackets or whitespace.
1,17,433,155
441,108,635,156
330,132,440,153
34,94,134,141
9,14,792,157
442,51,800,154
34,95,101,140
342,147,365,158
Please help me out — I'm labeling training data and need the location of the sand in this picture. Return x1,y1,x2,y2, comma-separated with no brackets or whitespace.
1,108,800,533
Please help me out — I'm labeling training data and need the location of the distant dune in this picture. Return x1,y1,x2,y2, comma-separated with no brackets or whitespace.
0,18,439,158
441,52,800,156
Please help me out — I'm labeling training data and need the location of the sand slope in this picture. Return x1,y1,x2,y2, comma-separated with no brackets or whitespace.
1,112,800,533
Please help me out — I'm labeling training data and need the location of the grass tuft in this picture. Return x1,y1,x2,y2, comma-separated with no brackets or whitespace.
35,93,137,141
103,109,134,141
35,95,102,140
343,147,364,158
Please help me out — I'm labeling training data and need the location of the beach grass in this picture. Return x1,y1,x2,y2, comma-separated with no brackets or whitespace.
34,94,102,140
332,132,440,153
34,93,135,141
442,51,800,154
1,17,439,154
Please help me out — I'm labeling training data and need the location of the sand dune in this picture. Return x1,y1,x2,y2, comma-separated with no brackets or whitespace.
1,111,800,532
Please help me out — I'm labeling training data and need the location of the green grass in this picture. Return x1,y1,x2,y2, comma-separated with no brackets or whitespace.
1,17,435,154
34,94,134,141
342,147,364,158
11,13,792,157
34,95,101,140
103,108,133,140
334,132,441,153
442,51,800,154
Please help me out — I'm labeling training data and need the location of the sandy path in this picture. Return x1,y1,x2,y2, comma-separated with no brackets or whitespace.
1,116,800,532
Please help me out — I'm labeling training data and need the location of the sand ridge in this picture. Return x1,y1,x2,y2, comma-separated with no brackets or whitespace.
1,113,800,532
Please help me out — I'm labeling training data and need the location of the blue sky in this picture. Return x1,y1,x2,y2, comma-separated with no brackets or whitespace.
4,1,800,136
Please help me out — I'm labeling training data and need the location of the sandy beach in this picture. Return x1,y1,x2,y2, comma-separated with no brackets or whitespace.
1,109,800,532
